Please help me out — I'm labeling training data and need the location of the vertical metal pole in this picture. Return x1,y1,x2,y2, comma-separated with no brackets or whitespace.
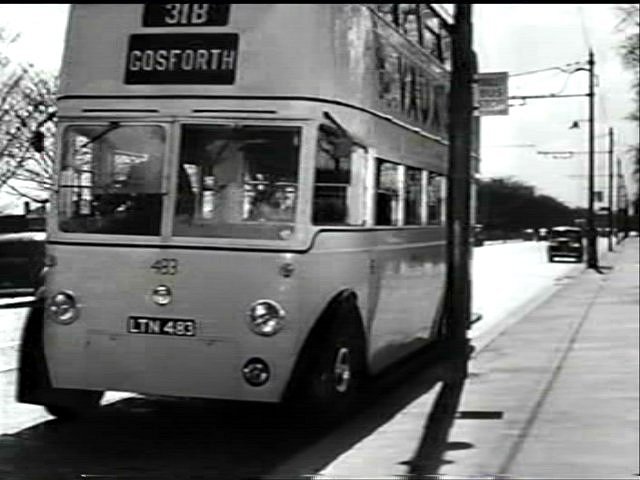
608,127,614,251
616,157,623,244
445,4,473,346
586,50,598,269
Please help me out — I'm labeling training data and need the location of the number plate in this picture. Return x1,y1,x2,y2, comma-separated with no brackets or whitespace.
127,316,196,337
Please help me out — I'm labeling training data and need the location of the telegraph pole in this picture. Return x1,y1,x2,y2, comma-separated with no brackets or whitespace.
586,49,598,269
445,3,473,348
509,52,599,269
617,157,629,242
608,127,614,251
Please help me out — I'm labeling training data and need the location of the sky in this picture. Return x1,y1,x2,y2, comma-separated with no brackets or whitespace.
0,3,637,211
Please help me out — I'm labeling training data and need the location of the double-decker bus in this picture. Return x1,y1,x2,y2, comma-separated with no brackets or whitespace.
19,4,462,419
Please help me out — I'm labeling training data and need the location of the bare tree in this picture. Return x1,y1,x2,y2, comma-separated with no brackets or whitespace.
615,4,640,211
616,4,639,109
0,27,57,206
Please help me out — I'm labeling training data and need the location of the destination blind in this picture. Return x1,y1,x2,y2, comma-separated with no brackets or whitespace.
125,33,238,85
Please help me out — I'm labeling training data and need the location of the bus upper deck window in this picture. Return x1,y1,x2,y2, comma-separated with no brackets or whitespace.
313,124,365,226
173,125,300,240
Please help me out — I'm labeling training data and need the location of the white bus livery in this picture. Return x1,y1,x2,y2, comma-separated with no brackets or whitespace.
19,4,461,419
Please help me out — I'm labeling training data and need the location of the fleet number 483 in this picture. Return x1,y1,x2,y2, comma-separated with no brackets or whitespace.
151,258,179,275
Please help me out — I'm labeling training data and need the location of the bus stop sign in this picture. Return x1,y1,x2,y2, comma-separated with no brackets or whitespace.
475,72,509,116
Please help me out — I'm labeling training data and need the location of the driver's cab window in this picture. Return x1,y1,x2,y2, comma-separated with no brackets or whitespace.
312,123,366,225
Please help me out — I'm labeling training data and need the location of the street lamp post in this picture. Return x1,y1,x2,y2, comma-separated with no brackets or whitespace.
608,127,614,252
586,49,598,270
511,52,599,269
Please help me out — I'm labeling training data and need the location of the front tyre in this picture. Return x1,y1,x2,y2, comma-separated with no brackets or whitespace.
302,318,367,421
44,390,104,420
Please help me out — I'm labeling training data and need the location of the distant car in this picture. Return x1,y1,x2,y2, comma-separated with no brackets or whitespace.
0,231,46,297
522,228,536,241
537,227,549,241
547,226,583,263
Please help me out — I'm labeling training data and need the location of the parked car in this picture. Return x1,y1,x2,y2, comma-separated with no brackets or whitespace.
522,228,536,241
537,227,549,241
547,226,584,263
0,231,46,297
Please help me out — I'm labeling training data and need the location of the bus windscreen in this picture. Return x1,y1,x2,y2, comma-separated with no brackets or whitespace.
173,124,300,241
58,124,165,236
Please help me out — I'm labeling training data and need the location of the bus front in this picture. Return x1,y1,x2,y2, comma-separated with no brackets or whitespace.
21,4,342,415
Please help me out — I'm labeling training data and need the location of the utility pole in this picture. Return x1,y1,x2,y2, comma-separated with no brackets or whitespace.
508,53,598,269
617,157,628,242
608,127,614,252
616,157,621,244
445,3,473,350
586,49,598,270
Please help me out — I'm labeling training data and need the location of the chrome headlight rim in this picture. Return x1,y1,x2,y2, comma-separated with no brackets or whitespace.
151,284,173,306
246,299,286,337
46,290,79,325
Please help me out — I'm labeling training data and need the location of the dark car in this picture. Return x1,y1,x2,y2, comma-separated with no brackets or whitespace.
537,227,549,241
0,231,46,297
547,226,584,263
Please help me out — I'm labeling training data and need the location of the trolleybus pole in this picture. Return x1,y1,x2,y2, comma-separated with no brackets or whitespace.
445,4,473,354
586,50,599,269
608,127,614,252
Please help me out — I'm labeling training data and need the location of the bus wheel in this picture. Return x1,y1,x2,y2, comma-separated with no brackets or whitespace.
304,316,366,420
44,390,104,420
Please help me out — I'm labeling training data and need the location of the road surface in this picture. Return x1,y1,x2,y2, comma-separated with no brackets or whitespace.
0,239,607,479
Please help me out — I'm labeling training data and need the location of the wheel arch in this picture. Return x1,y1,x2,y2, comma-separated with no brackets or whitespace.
282,288,368,401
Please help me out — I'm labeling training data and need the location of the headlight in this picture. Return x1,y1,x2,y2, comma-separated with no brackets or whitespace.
46,291,79,324
570,242,581,247
247,300,285,336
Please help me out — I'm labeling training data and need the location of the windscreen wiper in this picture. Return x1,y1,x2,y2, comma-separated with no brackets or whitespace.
78,121,122,150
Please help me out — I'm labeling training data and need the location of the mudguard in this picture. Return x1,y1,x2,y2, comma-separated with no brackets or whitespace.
16,301,90,408
282,289,365,401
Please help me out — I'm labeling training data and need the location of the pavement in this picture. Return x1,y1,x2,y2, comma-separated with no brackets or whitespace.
315,237,639,479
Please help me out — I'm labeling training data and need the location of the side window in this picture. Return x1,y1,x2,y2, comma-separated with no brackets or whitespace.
405,166,423,225
375,160,400,226
313,124,365,225
427,171,446,225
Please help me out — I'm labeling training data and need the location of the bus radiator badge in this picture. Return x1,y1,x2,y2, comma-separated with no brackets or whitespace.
151,285,173,306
